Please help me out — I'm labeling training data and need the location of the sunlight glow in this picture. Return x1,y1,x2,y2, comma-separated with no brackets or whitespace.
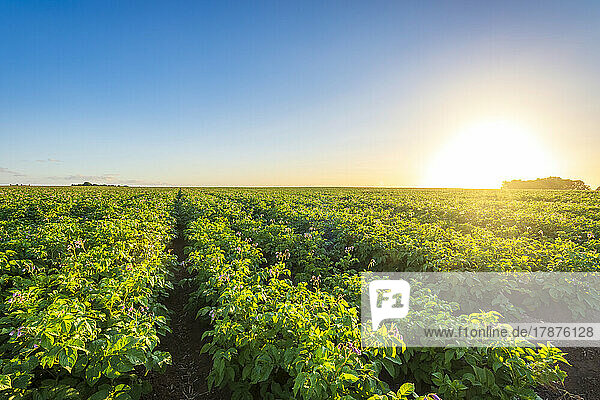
423,120,557,189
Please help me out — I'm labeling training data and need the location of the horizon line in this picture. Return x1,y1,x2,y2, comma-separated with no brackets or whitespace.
3,184,595,190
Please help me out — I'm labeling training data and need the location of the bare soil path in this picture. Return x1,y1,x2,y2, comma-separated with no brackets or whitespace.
538,347,600,400
142,234,229,400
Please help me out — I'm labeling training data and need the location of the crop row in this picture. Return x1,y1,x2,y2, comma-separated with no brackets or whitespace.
2,187,597,400
182,190,569,400
214,189,600,272
0,188,176,400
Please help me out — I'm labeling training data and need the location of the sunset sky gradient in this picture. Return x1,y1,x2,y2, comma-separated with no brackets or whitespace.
2,1,599,188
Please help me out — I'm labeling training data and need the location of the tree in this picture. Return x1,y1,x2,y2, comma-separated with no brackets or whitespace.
502,177,590,190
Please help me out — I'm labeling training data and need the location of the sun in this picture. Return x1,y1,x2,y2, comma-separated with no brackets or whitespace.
423,119,556,189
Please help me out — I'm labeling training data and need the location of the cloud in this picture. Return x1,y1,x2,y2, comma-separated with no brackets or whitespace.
0,167,26,177
60,173,119,182
47,173,170,186
35,158,62,163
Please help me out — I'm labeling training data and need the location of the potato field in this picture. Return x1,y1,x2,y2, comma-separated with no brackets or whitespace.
1,187,599,400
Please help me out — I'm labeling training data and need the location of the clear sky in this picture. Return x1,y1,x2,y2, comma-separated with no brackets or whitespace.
2,1,599,188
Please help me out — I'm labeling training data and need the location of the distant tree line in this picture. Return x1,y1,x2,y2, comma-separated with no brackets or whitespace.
72,182,128,187
502,177,590,190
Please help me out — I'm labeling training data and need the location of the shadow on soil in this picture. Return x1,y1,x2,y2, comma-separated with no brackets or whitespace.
142,234,230,400
538,347,600,400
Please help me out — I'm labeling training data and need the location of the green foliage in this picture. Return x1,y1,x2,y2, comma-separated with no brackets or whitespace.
3,187,595,399
181,188,589,399
0,187,176,399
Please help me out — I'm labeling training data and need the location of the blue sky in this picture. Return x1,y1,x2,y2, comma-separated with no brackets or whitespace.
2,1,599,187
